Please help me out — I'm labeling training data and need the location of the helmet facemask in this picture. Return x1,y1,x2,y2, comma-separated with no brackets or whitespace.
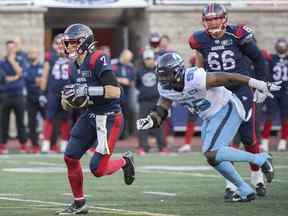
202,3,227,38
203,15,227,38
63,24,96,60
157,63,185,92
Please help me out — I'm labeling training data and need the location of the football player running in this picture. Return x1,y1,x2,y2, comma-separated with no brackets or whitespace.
56,24,135,215
137,52,278,202
189,3,269,199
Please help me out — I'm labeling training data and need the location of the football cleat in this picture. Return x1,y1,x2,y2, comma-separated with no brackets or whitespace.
224,188,235,201
178,144,192,153
55,202,88,215
261,154,274,183
255,183,266,197
225,192,256,202
122,151,135,185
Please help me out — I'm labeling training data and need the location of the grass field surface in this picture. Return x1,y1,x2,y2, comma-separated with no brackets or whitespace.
0,152,287,216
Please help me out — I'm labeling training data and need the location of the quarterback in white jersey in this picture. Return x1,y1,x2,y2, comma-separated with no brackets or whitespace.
137,52,279,202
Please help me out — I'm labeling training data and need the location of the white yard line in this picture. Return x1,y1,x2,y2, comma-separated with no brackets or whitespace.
0,193,23,196
143,191,177,197
0,196,179,216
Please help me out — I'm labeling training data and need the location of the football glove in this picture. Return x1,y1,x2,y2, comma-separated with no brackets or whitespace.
136,115,154,130
249,79,282,102
38,95,47,107
62,83,88,100
61,97,75,111
253,90,267,103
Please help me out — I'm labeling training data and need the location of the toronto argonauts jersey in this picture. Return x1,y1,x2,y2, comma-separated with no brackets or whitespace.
158,67,233,119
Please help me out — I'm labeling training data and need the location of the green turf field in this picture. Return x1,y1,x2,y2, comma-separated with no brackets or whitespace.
0,152,287,216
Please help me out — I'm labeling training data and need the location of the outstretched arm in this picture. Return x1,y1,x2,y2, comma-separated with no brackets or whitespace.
206,72,281,101
206,72,250,89
136,97,172,130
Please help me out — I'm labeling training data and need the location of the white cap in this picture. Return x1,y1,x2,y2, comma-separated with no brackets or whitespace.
143,49,155,59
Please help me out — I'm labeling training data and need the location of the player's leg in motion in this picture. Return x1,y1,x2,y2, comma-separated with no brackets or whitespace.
202,101,274,202
239,104,266,197
57,113,135,215
89,113,135,185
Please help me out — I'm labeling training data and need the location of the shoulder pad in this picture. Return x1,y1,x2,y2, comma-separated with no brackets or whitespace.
234,24,254,44
261,50,272,62
189,32,203,49
89,50,105,70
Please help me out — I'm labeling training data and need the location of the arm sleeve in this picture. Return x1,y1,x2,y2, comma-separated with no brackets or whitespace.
99,70,119,86
240,41,268,81
188,33,201,50
235,25,268,81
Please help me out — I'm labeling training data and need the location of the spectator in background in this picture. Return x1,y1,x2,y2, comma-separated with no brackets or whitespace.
112,49,136,139
148,32,162,58
24,47,46,154
136,49,168,155
14,36,29,70
159,34,172,55
0,40,28,154
0,67,6,154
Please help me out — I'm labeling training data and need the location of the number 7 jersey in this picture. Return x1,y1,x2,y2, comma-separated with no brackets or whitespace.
158,67,243,120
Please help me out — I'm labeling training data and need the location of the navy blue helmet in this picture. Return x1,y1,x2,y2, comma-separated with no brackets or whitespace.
63,23,96,58
156,52,185,91
202,3,227,35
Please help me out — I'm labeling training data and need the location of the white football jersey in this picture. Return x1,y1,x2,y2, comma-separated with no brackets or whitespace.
158,67,245,120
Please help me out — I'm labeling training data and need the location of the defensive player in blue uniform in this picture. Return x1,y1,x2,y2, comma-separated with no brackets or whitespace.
137,52,277,202
56,24,135,215
261,38,288,151
189,3,269,199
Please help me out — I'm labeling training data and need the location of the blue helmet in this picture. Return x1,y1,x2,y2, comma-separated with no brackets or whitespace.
156,52,185,91
63,23,95,58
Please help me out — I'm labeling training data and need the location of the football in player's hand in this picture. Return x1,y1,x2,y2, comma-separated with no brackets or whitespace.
70,96,88,108
62,84,88,108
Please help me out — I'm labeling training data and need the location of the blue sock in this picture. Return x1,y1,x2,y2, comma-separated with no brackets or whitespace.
214,161,246,188
214,161,254,198
215,147,268,166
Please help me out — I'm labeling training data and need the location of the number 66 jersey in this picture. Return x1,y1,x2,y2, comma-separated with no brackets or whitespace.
158,67,245,120
189,24,253,76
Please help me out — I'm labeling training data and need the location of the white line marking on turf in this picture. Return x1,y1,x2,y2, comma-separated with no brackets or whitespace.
140,165,212,171
143,192,176,197
0,197,179,216
27,161,63,166
0,193,23,196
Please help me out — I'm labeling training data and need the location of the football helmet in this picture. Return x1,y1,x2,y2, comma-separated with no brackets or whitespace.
202,3,227,37
275,38,288,56
156,52,185,91
63,23,96,59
